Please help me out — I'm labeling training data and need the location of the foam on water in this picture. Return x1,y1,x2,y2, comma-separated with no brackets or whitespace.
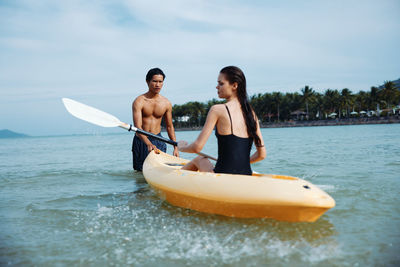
60,189,340,266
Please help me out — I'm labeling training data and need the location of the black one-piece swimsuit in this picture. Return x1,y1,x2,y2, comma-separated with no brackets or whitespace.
213,105,253,175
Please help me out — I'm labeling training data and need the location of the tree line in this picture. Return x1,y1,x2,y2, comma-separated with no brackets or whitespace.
171,81,400,127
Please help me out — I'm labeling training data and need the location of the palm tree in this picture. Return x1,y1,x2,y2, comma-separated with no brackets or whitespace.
312,93,324,120
280,94,292,121
185,102,206,126
324,89,340,118
379,81,399,109
284,92,302,120
301,85,314,120
340,88,353,118
370,86,379,110
261,93,274,122
272,92,282,122
355,91,369,112
250,93,265,119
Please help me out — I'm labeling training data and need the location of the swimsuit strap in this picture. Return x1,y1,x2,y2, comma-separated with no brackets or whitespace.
224,104,233,134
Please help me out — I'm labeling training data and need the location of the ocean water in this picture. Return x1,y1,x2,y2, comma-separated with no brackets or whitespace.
1,124,399,266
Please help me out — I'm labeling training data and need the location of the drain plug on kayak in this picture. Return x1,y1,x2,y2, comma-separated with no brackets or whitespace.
303,185,311,189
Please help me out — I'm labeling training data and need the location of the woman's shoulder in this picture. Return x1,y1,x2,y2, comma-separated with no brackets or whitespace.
210,103,226,112
208,104,228,117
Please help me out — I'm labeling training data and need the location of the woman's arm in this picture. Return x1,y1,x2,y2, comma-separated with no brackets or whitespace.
250,117,267,163
178,105,220,154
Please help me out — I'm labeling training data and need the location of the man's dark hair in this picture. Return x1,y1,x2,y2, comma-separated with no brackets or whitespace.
146,68,165,82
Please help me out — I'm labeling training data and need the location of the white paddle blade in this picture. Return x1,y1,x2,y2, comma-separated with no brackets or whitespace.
62,98,122,127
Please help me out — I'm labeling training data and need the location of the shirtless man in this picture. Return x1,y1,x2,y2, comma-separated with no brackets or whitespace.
131,68,179,171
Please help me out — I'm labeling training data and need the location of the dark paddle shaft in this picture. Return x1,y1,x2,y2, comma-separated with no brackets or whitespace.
131,124,217,161
129,125,178,146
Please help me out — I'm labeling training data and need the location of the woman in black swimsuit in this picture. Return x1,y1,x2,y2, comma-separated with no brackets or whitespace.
178,66,266,174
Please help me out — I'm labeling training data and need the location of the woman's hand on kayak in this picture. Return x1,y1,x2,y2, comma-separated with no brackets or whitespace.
177,140,189,152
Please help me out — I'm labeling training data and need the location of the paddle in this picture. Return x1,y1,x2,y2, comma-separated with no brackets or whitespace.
62,98,217,161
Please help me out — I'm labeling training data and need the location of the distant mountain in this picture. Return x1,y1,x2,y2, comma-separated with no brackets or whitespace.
0,129,29,138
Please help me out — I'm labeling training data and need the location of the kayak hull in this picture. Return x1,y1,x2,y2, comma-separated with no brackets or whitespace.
143,151,335,222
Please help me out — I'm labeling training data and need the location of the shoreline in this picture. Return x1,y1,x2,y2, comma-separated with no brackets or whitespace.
172,116,400,131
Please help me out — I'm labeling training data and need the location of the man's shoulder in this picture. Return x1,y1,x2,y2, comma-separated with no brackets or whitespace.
132,94,147,109
134,93,147,102
136,93,148,100
158,94,172,105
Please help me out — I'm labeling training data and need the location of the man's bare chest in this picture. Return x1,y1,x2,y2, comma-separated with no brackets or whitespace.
141,101,167,118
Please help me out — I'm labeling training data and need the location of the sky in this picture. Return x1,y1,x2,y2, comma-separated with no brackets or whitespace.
0,0,399,136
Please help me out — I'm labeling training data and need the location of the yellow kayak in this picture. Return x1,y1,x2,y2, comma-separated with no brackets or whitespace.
142,151,335,222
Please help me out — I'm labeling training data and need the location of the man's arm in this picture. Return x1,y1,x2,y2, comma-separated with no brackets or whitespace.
132,97,157,152
164,100,179,157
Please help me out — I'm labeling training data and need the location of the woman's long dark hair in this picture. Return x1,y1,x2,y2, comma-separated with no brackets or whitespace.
220,66,261,147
